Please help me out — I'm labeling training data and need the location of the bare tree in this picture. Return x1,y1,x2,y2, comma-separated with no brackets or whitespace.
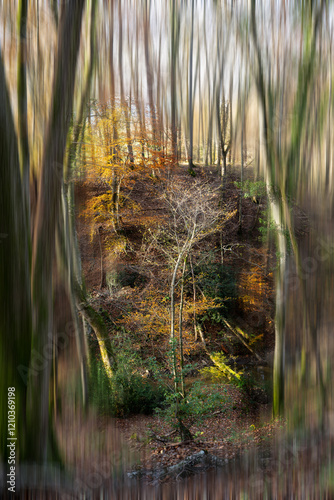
161,180,224,439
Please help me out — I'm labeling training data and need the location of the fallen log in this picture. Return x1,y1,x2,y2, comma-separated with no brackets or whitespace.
127,450,228,482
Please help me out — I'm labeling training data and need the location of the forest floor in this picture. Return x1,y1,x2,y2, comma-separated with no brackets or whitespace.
114,385,281,478
72,163,278,479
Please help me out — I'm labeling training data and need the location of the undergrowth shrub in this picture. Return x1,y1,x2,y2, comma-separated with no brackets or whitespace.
194,258,238,323
201,352,244,383
201,352,255,394
156,380,232,431
89,339,166,417
201,353,271,402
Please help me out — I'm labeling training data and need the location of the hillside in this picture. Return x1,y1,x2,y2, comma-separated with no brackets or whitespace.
72,164,277,474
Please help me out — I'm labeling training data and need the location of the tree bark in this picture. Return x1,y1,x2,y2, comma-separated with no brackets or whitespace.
17,0,30,218
0,51,32,461
170,0,179,162
187,0,195,175
30,0,85,463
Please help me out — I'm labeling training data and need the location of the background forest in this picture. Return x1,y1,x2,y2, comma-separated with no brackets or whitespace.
1,0,334,498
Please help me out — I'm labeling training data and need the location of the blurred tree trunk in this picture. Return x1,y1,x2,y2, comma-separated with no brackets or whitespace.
188,0,195,175
143,0,157,142
0,52,32,462
170,0,179,163
29,0,85,462
118,1,134,168
17,0,30,218
250,0,326,417
60,0,97,405
108,2,121,233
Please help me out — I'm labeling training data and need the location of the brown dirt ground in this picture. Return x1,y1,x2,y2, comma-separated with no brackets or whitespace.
113,384,278,473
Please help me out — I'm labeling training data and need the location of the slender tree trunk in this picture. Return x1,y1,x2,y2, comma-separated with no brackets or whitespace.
50,0,59,27
188,0,195,175
66,0,97,179
98,226,104,289
143,0,157,141
170,0,179,163
238,96,245,231
179,257,187,399
170,233,193,381
272,211,287,417
228,77,233,165
216,90,230,198
61,0,95,404
17,0,30,217
170,250,186,388
60,0,96,407
61,184,90,407
189,255,198,340
118,1,134,167
111,170,121,232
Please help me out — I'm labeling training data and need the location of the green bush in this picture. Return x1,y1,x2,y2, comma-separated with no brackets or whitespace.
234,179,267,200
110,370,165,417
193,259,237,323
185,381,231,419
156,380,231,429
89,341,166,417
194,261,237,302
